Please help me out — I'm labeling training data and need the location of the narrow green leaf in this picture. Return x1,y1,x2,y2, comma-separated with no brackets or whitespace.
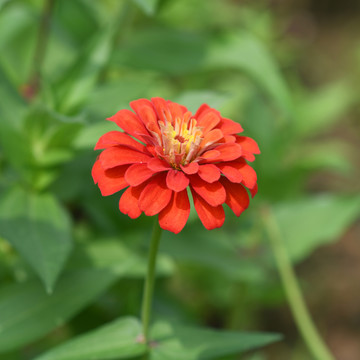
274,195,360,262
132,0,159,15
205,31,293,116
150,321,282,360
0,268,118,353
0,187,72,291
34,317,146,360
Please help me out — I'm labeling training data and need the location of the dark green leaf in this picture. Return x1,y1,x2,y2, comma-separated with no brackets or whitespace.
150,321,282,360
0,187,72,291
34,317,146,360
0,268,118,353
274,195,360,262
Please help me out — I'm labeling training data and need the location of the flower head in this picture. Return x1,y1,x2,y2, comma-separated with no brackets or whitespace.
92,98,260,233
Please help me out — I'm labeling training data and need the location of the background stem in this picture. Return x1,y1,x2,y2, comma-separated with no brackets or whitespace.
141,221,162,344
262,206,335,360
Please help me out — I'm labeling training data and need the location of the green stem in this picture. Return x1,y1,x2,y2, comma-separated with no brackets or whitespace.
141,221,162,344
262,206,334,360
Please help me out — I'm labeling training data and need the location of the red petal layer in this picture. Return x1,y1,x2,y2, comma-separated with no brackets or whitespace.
235,136,260,154
217,117,243,135
151,97,172,124
107,109,148,141
221,178,249,216
147,158,171,172
167,101,187,120
180,162,199,174
217,161,243,183
159,190,190,233
95,131,145,152
130,99,161,138
198,164,220,183
190,175,226,206
201,143,242,163
199,129,224,150
166,170,189,192
191,189,225,230
237,159,257,189
250,183,258,198
139,175,173,216
194,104,211,118
125,163,155,186
119,184,147,219
197,109,221,134
99,146,151,169
93,162,129,196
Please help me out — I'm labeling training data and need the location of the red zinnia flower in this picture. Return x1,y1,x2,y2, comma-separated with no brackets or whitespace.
92,98,260,234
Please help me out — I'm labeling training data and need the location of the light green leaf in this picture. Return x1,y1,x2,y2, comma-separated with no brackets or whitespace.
34,317,146,360
0,268,119,353
174,91,232,114
295,81,356,136
56,22,117,112
205,31,293,116
0,187,72,292
274,195,360,262
150,321,282,360
132,0,159,15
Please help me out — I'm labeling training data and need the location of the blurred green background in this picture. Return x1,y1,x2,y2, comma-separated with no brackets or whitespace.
0,0,359,359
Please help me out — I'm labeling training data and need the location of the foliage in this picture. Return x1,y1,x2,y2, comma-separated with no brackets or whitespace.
0,0,359,359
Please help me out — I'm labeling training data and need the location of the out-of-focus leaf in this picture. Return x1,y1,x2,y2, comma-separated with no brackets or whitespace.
70,238,174,277
295,81,356,136
150,321,282,360
34,317,146,360
291,141,352,173
274,195,360,262
205,32,293,116
0,268,119,354
55,22,117,112
113,28,207,75
0,187,72,292
174,91,232,114
132,0,159,15
0,2,36,84
161,227,265,283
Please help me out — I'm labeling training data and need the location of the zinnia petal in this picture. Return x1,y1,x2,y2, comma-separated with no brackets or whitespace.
92,162,129,196
166,169,189,192
95,131,145,152
139,174,173,216
220,178,249,216
107,109,148,141
191,189,225,230
159,190,190,233
190,176,226,207
99,146,152,169
119,184,147,219
198,164,221,183
180,162,199,175
125,163,155,186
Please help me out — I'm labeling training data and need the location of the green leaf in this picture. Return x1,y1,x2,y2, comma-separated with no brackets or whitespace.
0,187,72,292
174,91,232,114
205,31,293,116
295,81,356,136
0,268,119,353
150,321,282,360
273,195,360,262
55,22,117,112
34,317,146,360
114,28,207,75
132,0,159,15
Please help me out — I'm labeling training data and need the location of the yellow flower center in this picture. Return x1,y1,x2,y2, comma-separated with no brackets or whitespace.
159,112,203,167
